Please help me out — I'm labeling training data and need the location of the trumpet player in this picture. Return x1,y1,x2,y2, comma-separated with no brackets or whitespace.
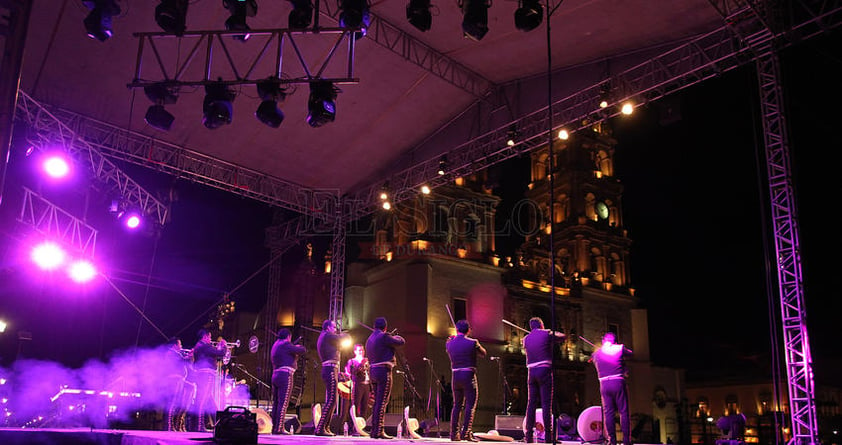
190,329,227,432
165,337,192,432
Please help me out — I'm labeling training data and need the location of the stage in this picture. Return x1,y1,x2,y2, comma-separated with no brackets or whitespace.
0,428,580,445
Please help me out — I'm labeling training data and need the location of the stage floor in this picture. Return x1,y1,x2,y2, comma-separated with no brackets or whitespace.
0,428,610,445
0,428,577,445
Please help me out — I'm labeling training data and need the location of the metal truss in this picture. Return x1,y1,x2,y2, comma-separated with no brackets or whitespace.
15,91,339,224
344,1,842,221
127,27,360,89
316,2,494,98
328,212,346,329
18,186,98,257
756,47,818,445
15,91,169,227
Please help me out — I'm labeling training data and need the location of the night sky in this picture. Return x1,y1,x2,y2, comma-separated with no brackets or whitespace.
1,28,839,390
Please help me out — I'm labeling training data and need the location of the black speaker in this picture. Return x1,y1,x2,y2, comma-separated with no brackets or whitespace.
284,414,302,434
495,414,525,440
214,406,257,444
382,413,404,436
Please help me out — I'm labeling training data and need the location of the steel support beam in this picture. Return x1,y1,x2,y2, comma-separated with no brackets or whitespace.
15,91,170,227
328,209,346,329
755,50,818,445
18,186,98,257
317,3,494,98
127,27,360,89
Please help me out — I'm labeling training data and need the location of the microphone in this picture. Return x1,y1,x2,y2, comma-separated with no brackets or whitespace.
395,370,405,374
489,356,500,361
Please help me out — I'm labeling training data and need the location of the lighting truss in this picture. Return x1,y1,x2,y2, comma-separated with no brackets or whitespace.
18,187,98,258
15,91,338,230
15,91,169,228
127,27,360,89
344,1,842,221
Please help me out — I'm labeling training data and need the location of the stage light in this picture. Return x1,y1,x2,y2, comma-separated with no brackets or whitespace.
143,83,178,131
339,0,371,39
83,0,121,42
621,101,634,115
155,0,188,35
514,0,542,32
287,0,313,29
255,78,287,128
420,184,431,194
223,0,257,41
437,156,447,175
558,129,569,140
145,105,175,131
125,213,142,229
68,261,97,283
31,242,66,271
202,82,235,129
406,0,432,32
306,81,338,128
506,126,518,146
43,155,70,179
461,0,489,41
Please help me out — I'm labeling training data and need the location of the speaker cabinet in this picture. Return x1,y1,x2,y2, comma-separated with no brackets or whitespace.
495,414,525,440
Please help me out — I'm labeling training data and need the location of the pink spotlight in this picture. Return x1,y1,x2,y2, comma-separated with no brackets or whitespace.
68,260,97,283
30,242,67,270
125,214,142,229
43,155,70,179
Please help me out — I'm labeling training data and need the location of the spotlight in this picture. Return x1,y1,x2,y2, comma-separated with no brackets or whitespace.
437,156,447,175
306,81,338,128
406,0,432,32
287,0,313,29
143,83,178,131
621,101,634,115
145,105,175,131
255,78,287,128
514,0,543,32
202,82,235,129
155,0,189,35
43,155,70,179
339,0,371,39
82,0,121,42
461,0,489,41
31,242,67,271
223,0,258,41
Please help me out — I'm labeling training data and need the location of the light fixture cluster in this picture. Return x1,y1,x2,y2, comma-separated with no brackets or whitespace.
223,0,258,41
142,78,342,131
82,0,121,42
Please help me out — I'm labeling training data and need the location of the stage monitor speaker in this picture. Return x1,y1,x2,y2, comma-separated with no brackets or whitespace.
383,413,404,436
495,414,525,440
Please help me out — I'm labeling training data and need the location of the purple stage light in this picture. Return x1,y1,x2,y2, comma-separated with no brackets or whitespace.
125,214,141,229
43,155,70,179
31,242,67,270
68,260,97,283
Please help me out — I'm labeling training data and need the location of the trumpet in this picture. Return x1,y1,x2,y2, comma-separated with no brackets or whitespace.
178,348,194,359
212,339,241,348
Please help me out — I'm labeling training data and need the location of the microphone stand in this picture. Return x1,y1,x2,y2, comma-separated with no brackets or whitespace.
233,363,271,390
492,358,511,415
424,358,443,438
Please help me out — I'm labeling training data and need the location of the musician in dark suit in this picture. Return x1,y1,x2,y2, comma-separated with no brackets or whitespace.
589,331,633,445
365,317,406,439
522,317,565,443
270,328,306,434
190,329,227,432
446,319,487,442
164,337,192,432
315,319,350,436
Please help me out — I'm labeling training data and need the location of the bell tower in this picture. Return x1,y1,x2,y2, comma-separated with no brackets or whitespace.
519,122,633,294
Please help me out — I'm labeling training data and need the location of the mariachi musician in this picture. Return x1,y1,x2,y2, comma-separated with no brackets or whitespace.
270,328,306,435
190,329,227,432
365,317,406,439
346,343,371,422
315,319,351,436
